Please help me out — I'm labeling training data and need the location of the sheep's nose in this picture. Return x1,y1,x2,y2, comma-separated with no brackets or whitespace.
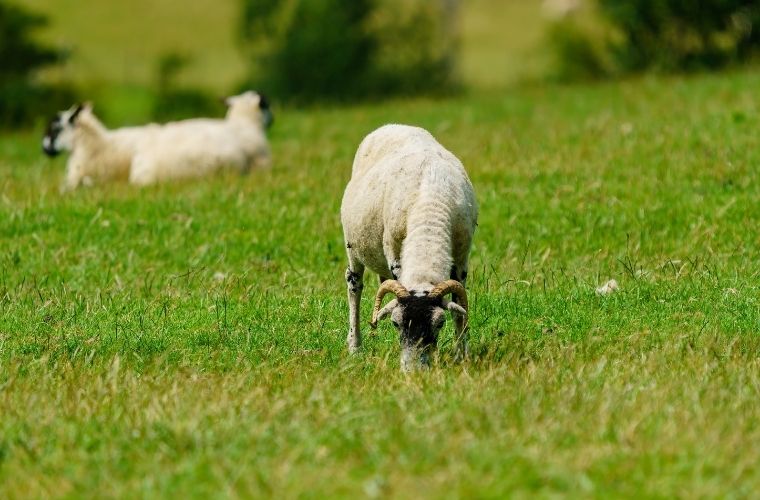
42,139,60,157
263,110,274,129
400,347,431,372
419,351,431,367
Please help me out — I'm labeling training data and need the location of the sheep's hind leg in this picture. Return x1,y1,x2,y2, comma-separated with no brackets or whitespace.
451,264,470,362
345,261,365,354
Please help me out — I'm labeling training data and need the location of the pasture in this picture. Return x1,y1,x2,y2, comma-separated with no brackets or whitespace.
1,70,760,496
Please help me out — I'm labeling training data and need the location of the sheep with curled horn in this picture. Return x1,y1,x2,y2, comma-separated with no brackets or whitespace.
340,124,478,371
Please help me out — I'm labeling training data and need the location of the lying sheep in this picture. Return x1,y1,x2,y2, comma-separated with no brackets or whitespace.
129,91,272,186
42,103,156,190
43,91,272,189
340,124,478,371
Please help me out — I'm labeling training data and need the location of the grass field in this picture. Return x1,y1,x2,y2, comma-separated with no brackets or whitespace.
2,68,760,496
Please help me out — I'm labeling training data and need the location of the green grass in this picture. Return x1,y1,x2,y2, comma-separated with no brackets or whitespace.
1,69,760,497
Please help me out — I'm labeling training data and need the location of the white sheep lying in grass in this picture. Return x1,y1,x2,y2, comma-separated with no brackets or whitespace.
341,124,478,371
129,91,272,186
42,103,156,190
43,91,273,189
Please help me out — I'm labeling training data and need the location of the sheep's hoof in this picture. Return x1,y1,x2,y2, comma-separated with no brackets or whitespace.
347,338,361,354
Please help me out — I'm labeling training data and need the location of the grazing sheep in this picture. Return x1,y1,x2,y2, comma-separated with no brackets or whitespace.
340,124,478,371
42,103,155,190
129,91,272,186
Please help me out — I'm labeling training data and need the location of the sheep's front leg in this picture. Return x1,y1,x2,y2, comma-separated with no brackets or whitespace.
345,262,365,354
453,304,468,361
62,161,82,192
451,265,469,361
383,232,402,279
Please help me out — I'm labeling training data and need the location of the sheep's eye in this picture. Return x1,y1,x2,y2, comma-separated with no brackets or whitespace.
391,319,400,328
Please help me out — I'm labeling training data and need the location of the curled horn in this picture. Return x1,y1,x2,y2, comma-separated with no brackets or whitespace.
429,279,468,312
370,280,409,328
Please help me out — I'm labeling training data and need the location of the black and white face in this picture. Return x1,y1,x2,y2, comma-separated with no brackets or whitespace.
258,92,273,129
372,281,469,371
224,91,273,129
42,104,83,157
388,294,448,371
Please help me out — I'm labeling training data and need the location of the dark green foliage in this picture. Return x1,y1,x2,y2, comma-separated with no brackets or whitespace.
0,1,59,82
548,21,610,81
262,0,375,101
0,1,72,127
370,0,458,95
550,0,760,80
599,0,760,71
239,0,457,103
151,53,219,122
0,79,73,128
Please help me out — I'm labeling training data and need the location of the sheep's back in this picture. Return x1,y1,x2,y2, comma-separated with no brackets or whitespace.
342,124,477,276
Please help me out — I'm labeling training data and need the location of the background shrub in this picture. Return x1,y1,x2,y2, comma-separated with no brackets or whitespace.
0,0,73,127
548,19,612,81
549,0,760,80
151,53,219,121
239,0,458,103
369,0,458,95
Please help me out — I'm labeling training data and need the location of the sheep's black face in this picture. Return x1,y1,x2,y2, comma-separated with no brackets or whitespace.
42,104,82,157
42,115,65,157
391,294,446,371
258,92,274,129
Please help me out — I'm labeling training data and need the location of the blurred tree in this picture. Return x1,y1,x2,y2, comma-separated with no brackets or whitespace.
0,0,72,127
0,1,59,81
549,0,760,79
151,52,218,121
598,0,760,71
239,0,458,103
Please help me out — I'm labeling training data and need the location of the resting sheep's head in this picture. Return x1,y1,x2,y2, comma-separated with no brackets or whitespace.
370,280,468,372
42,103,86,157
224,91,273,130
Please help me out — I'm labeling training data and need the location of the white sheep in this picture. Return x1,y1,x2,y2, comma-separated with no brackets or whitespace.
340,124,478,371
129,91,272,186
42,103,156,190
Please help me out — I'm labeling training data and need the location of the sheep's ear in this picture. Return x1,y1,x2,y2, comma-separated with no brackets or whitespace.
370,299,398,329
68,104,84,124
258,92,270,110
377,300,397,322
443,299,467,318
